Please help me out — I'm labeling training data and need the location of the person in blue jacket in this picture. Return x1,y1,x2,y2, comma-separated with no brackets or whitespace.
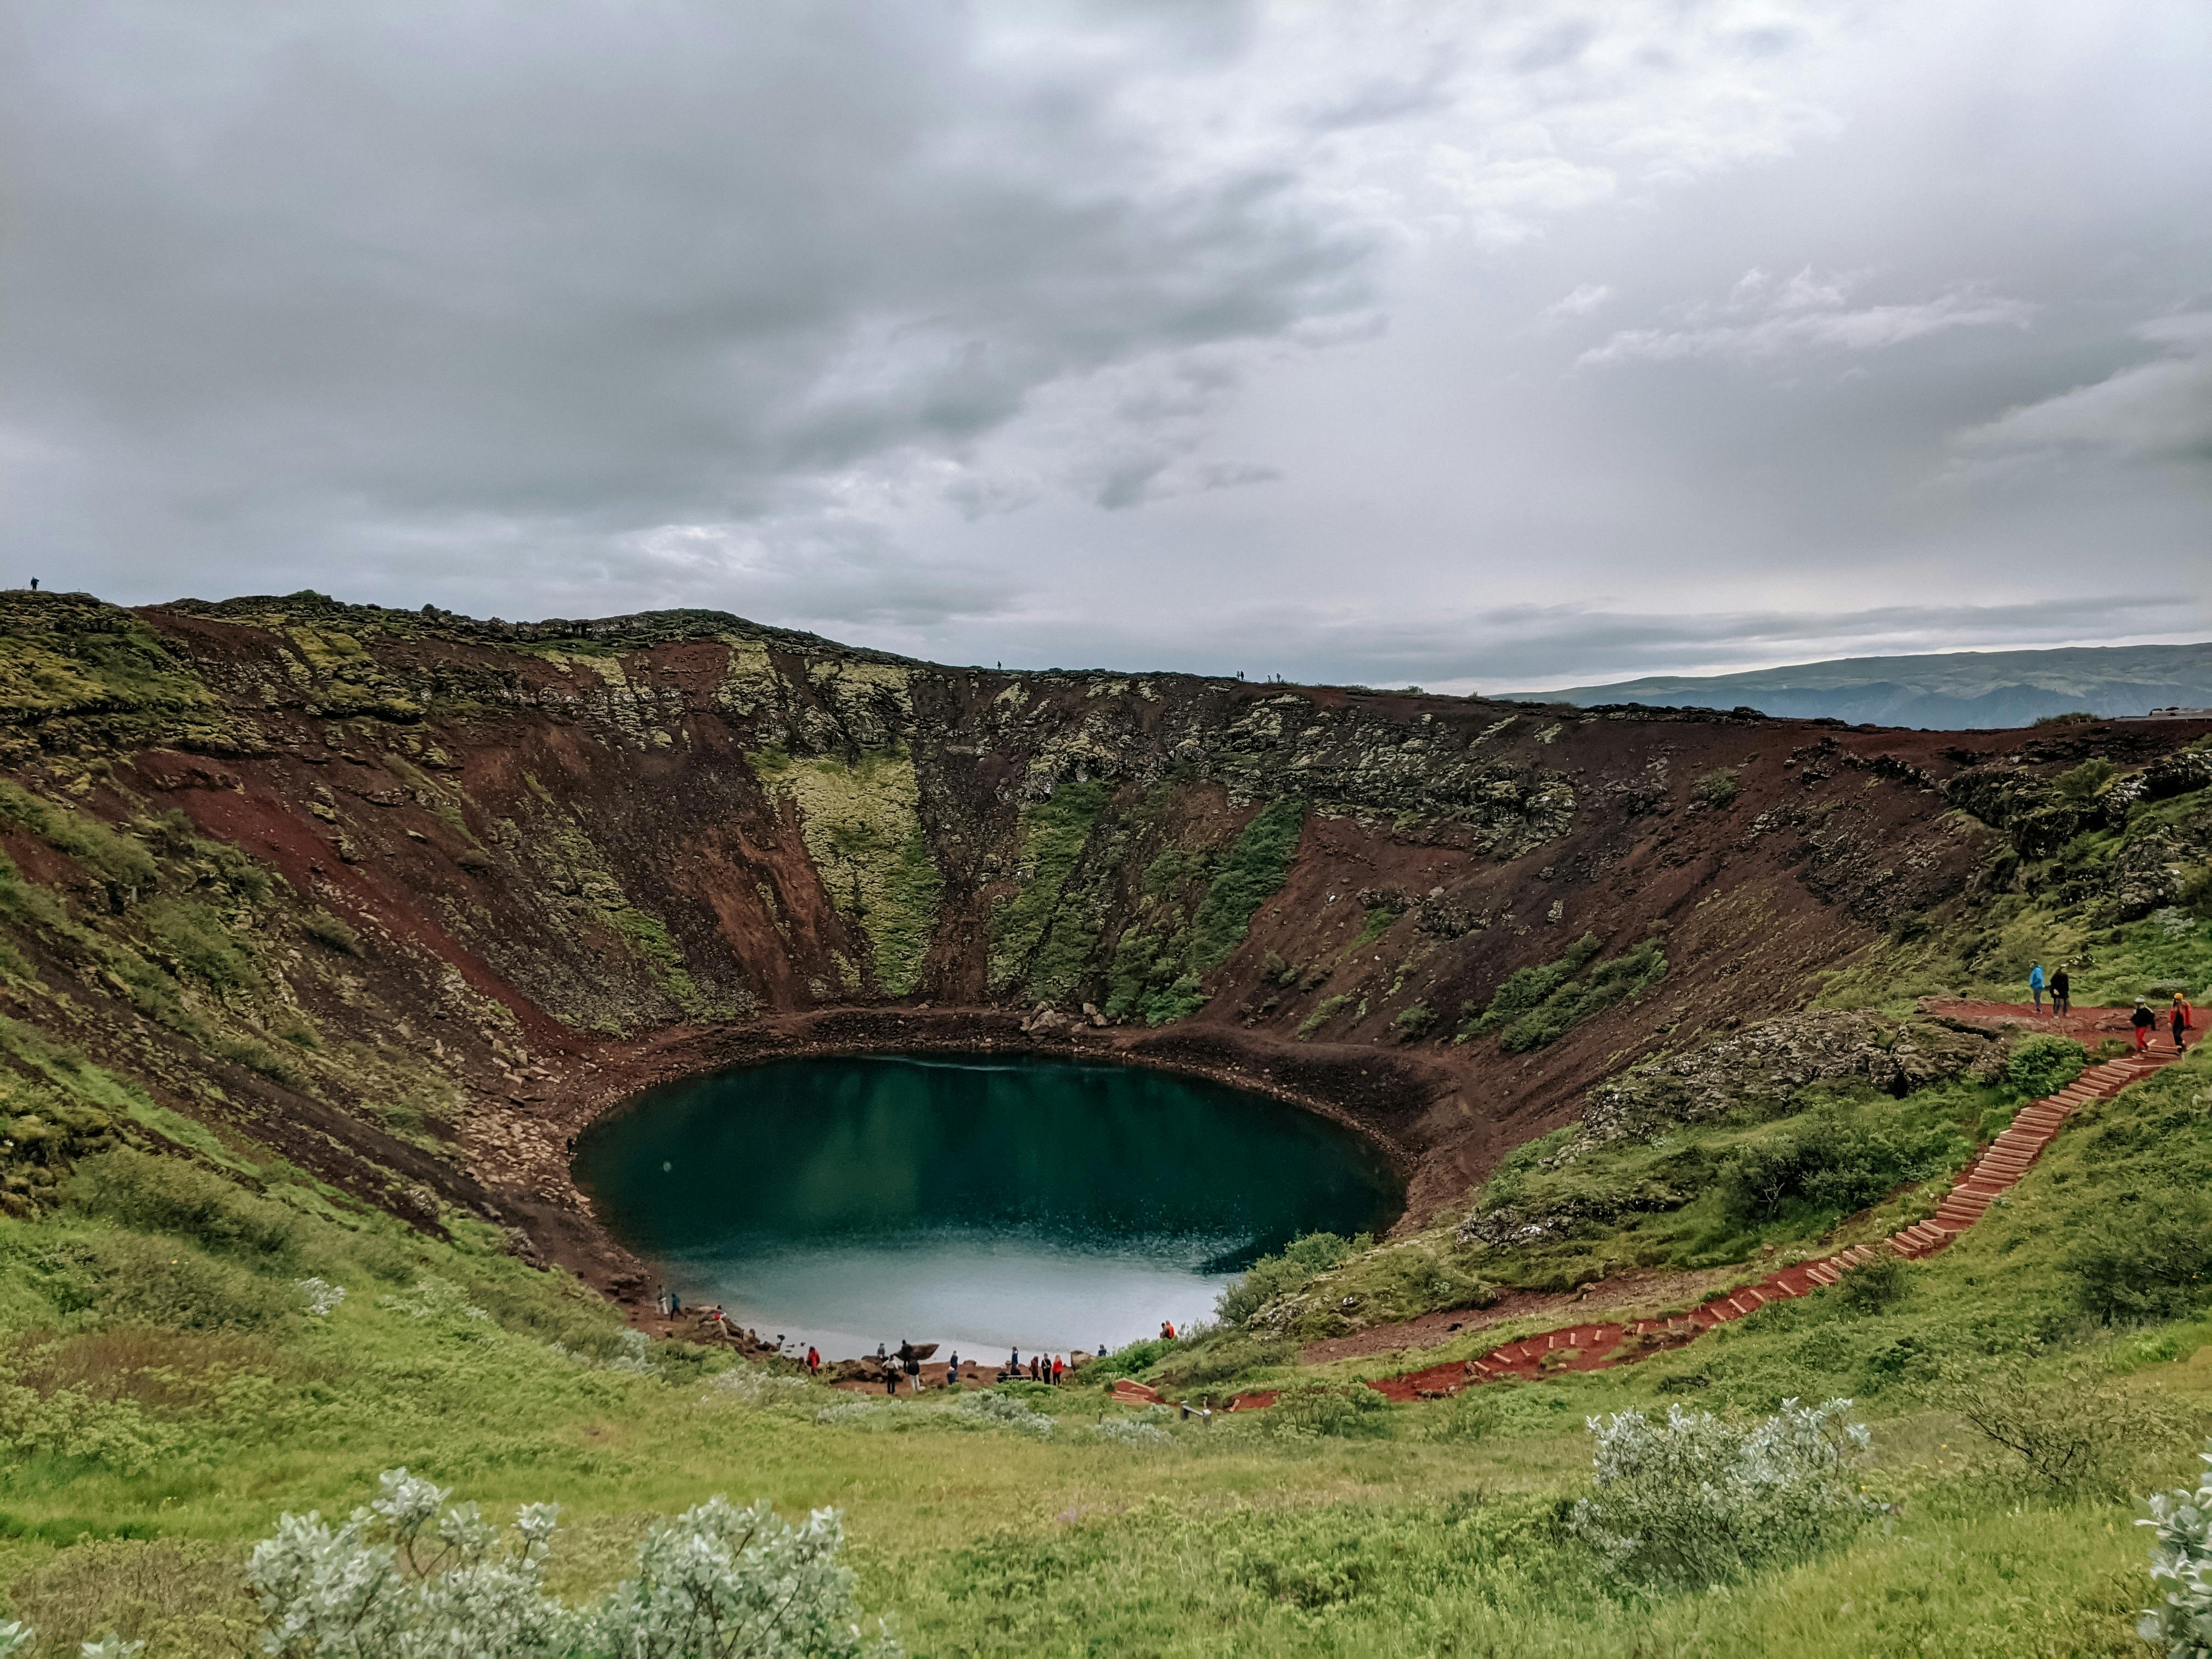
2029,962,2046,1014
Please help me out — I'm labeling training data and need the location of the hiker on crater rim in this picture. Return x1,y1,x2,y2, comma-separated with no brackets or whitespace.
2134,998,2156,1051
2050,966,2071,1017
2029,962,2046,1014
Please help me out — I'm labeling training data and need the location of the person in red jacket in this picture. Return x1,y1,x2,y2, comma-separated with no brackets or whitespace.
1051,1355,1064,1385
806,1345,820,1375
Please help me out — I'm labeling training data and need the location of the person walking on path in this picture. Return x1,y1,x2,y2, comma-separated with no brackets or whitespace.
2029,962,2046,1014
806,1345,820,1375
2051,967,2071,1017
1052,1355,1064,1385
2174,991,2194,1051
2134,998,2156,1051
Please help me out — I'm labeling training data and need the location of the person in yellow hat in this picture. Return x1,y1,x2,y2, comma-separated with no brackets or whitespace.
2174,990,2196,1052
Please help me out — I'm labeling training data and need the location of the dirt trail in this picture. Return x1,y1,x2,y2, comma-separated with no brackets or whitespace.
1230,1038,2194,1410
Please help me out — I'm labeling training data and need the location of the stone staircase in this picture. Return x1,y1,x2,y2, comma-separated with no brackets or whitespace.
1232,1044,2189,1409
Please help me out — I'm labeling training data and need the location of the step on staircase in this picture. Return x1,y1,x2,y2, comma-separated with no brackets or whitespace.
1237,1043,2190,1409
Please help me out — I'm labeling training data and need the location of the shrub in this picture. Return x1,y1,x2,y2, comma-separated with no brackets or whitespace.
2056,758,2117,804
1217,1232,1368,1327
2006,1033,2087,1098
1296,994,1352,1040
1837,1251,1910,1313
1421,1387,1505,1443
1264,1384,1394,1439
2141,1438,2212,1656
1092,1415,1174,1447
235,1468,900,1659
1692,768,1741,808
939,1391,1054,1438
1934,1353,2182,1497
41,1233,298,1333
1717,1108,1948,1224
64,1149,302,1262
1080,1338,1167,1380
2064,1192,2212,1323
0,1538,252,1657
1155,1331,1294,1389
298,910,360,955
1568,1398,1874,1586
1390,1002,1435,1041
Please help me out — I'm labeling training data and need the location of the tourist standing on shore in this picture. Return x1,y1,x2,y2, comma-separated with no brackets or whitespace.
806,1345,820,1375
1051,1355,1064,1385
2029,962,2046,1013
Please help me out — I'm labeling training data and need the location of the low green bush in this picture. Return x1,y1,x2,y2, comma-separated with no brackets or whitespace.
1837,1251,1910,1314
1693,768,1741,808
1217,1232,1368,1327
2006,1033,2087,1098
63,1148,302,1262
2064,1192,2212,1324
36,1232,298,1333
1420,1387,1505,1443
1718,1108,1951,1226
1570,1398,1874,1587
1262,1384,1394,1439
2056,758,2117,805
1155,1331,1294,1389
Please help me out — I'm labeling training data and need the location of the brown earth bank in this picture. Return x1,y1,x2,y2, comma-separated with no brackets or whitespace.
0,586,2205,1352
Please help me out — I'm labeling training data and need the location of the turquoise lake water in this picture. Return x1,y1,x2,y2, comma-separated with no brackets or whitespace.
572,1053,1402,1359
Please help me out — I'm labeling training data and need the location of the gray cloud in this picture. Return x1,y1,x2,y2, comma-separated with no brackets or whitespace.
952,594,2209,692
1951,314,2212,466
3,1,2207,687
1577,270,2034,367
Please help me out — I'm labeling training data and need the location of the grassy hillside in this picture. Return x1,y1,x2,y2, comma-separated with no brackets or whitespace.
1,598,2210,1654
4,1051,2212,1655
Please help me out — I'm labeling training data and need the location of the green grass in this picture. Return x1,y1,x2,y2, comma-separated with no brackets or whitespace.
988,781,1111,1000
1105,798,1305,1026
1455,932,1668,1052
4,1048,2212,1659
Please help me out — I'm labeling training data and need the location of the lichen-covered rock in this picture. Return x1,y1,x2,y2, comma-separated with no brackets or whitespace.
1577,1012,2007,1145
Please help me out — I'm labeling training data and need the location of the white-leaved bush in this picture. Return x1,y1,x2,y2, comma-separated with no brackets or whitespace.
703,1364,822,1409
295,1278,346,1317
0,1620,143,1657
155,1466,906,1659
2140,1437,2212,1655
1570,1397,1875,1585
1091,1417,1174,1447
940,1391,1054,1439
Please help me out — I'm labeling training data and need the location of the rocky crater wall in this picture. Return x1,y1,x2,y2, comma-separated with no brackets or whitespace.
0,589,2202,1297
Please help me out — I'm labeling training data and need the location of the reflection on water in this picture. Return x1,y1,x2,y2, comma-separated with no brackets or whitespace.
572,1053,1402,1357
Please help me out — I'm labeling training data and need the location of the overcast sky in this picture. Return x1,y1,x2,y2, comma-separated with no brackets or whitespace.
7,1,2209,691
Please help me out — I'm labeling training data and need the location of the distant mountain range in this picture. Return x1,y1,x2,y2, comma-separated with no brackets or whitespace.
1500,642,2212,730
